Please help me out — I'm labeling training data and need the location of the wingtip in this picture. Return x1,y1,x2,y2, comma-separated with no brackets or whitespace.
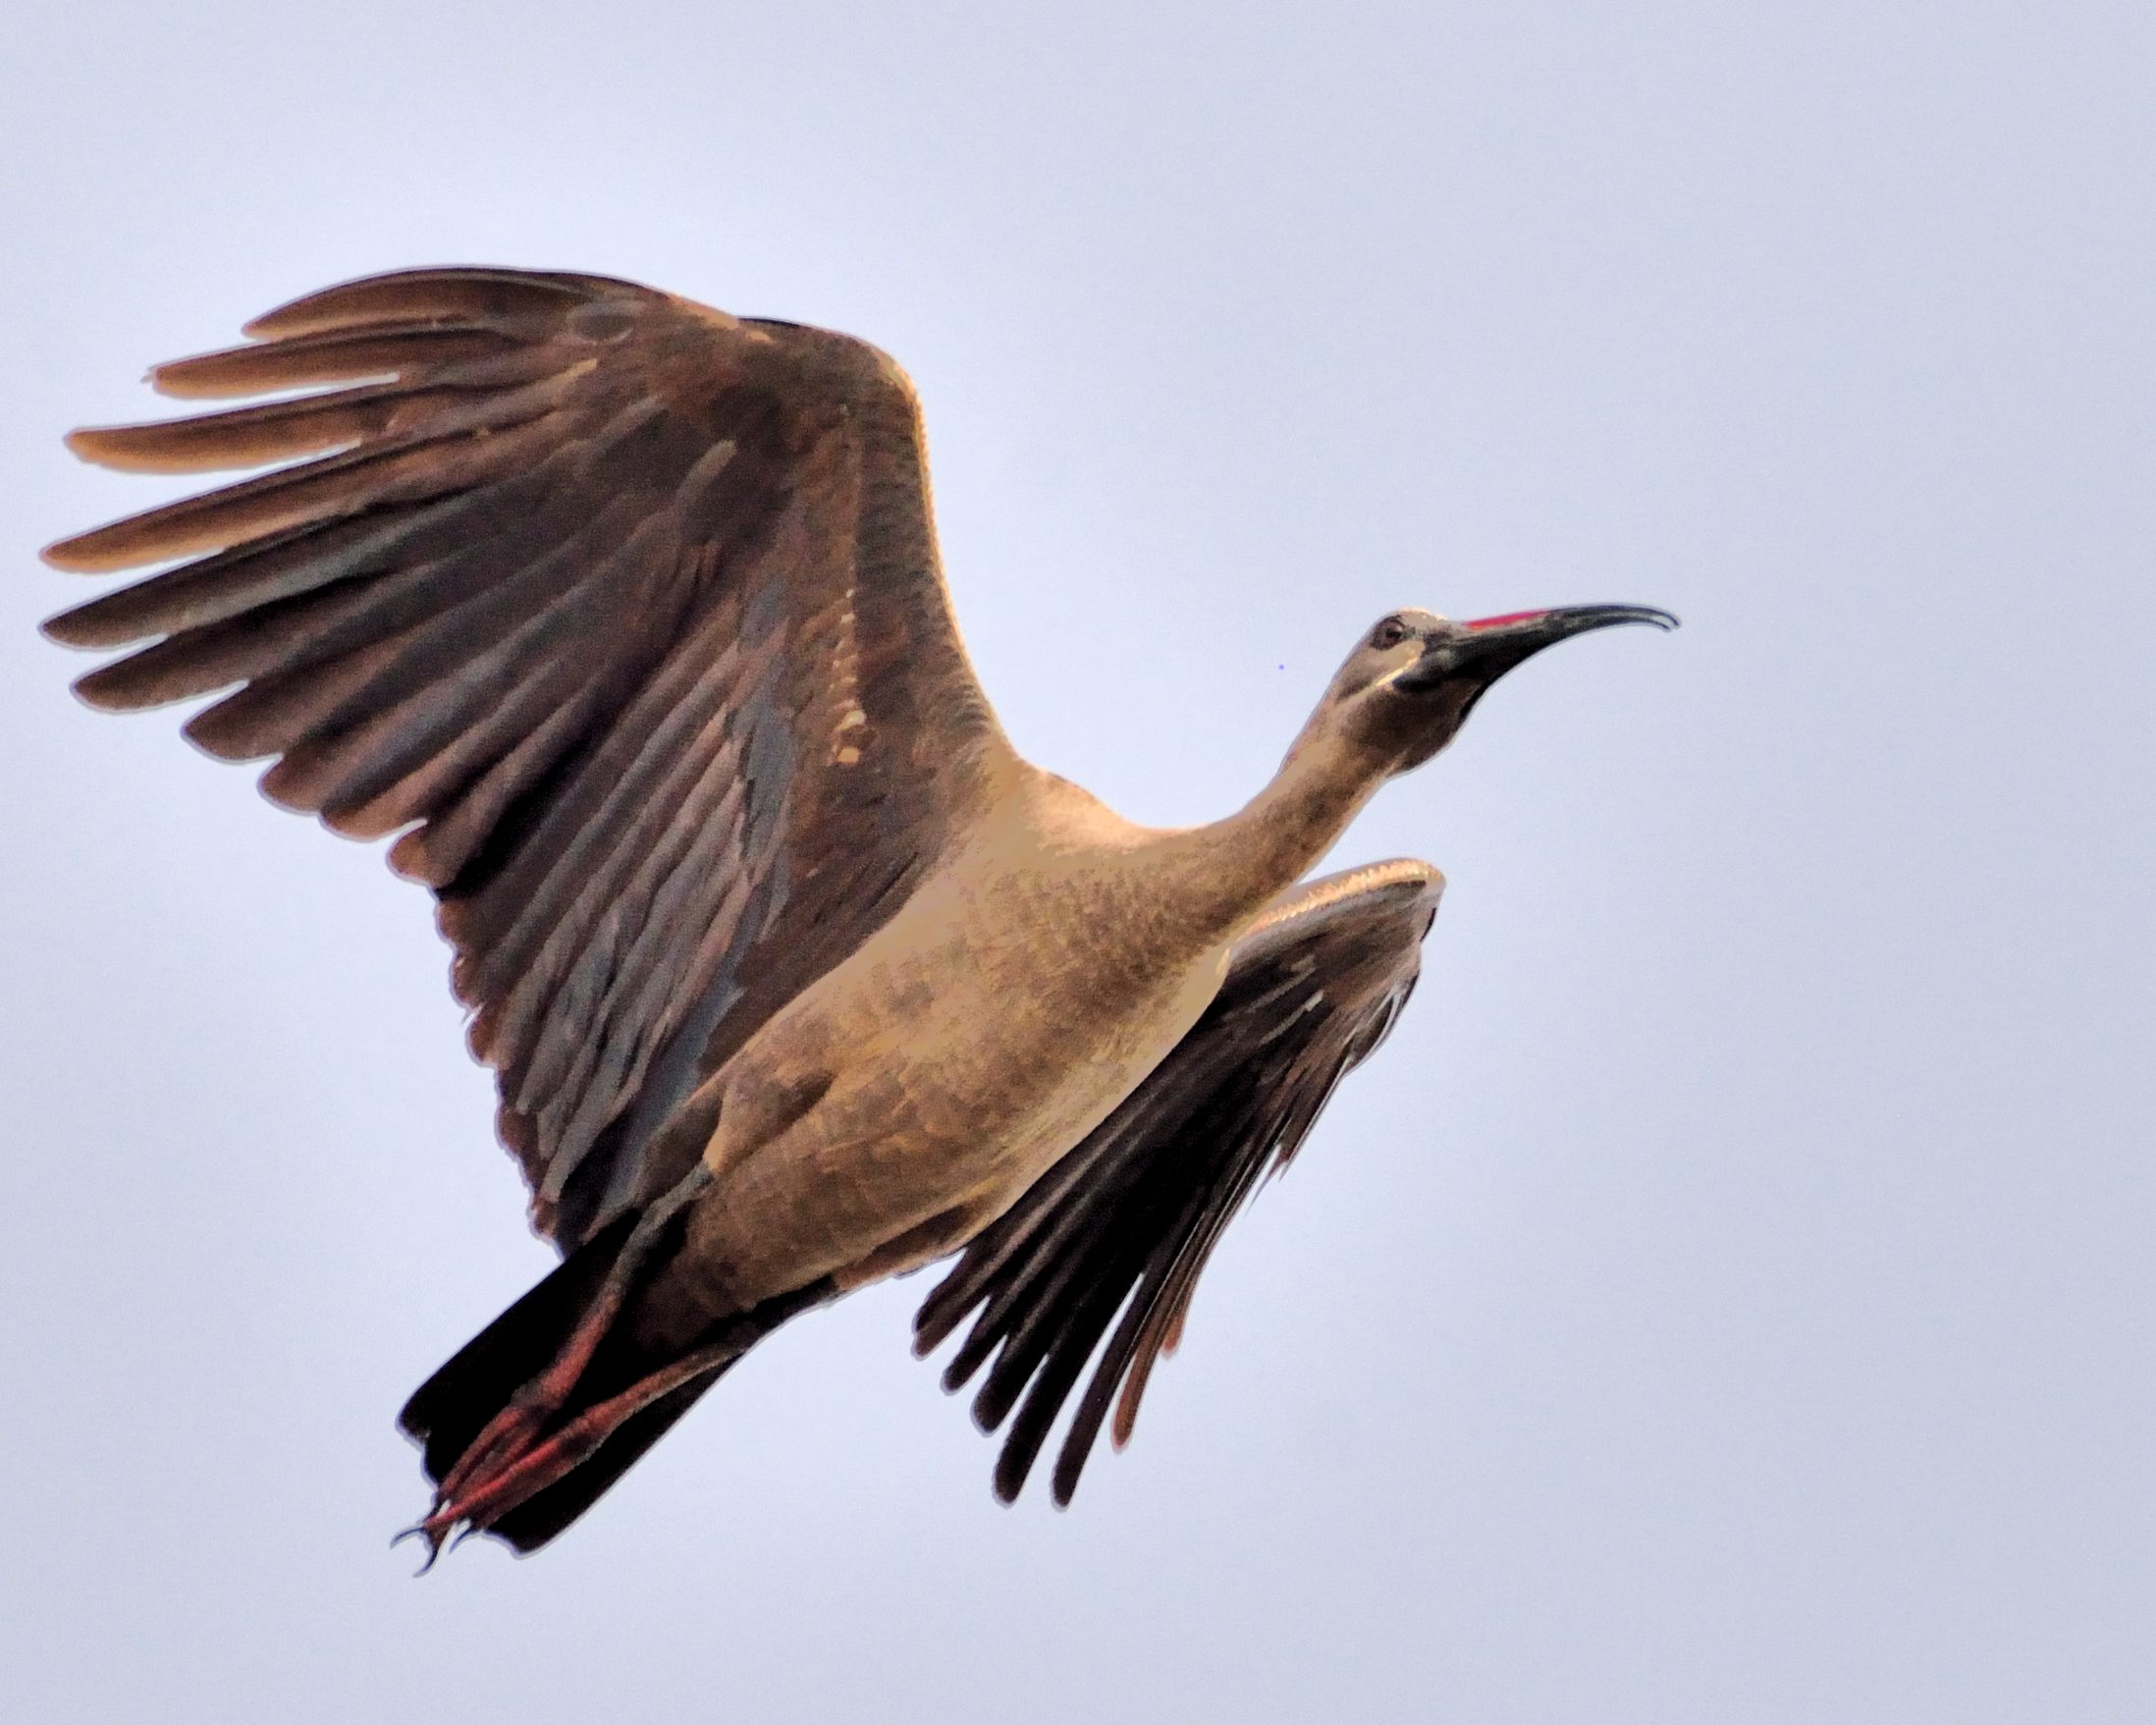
62,423,202,476
35,609,88,649
38,512,187,573
238,308,296,341
69,670,150,715
39,530,113,574
149,358,239,401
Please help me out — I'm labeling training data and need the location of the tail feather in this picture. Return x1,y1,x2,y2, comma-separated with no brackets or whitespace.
399,1210,640,1482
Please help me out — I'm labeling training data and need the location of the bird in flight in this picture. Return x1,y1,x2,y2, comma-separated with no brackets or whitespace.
41,267,1673,1562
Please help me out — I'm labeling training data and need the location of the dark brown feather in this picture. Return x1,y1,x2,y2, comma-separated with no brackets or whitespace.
240,266,629,339
44,410,567,572
47,265,1010,1250
64,358,566,473
149,321,522,400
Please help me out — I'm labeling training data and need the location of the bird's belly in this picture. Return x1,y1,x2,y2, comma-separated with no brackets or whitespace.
926,947,1227,1196
698,928,1229,1301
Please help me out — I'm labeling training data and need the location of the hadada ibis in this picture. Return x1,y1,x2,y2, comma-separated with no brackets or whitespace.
39,267,1675,1561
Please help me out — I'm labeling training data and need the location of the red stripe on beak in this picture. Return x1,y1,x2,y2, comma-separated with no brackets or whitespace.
1462,609,1551,632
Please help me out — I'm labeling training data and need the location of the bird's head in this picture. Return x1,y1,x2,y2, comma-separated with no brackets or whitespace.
1314,603,1679,775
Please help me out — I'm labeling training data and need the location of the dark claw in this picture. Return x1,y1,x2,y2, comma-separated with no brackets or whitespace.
391,1520,446,1577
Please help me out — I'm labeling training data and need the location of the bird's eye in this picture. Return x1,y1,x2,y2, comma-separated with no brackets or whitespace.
1372,618,1409,650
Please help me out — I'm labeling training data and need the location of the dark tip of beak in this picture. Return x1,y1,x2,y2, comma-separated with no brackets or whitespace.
1395,603,1677,694
1463,603,1680,637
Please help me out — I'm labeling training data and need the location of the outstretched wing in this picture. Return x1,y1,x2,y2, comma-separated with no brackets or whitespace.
45,266,1012,1249
913,858,1442,1505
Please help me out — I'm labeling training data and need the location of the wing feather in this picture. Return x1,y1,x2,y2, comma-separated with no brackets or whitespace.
47,406,575,572
147,322,524,401
47,266,1011,1247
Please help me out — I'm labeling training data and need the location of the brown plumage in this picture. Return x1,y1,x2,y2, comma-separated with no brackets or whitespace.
42,266,1673,1560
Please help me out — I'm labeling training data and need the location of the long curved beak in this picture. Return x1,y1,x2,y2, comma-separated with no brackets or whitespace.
1395,603,1678,693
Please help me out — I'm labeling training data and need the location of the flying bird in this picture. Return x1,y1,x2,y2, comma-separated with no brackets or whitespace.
40,266,1673,1561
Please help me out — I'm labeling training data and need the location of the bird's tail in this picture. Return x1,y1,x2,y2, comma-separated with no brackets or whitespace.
398,1197,831,1562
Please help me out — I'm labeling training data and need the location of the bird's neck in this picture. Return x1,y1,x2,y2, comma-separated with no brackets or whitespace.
1169,724,1390,938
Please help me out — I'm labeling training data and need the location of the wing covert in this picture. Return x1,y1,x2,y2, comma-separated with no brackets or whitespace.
913,858,1442,1505
45,266,1011,1249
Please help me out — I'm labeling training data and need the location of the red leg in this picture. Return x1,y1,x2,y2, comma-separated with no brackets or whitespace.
412,1338,740,1555
429,1169,713,1512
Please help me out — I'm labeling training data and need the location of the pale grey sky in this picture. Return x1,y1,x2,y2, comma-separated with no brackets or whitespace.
3,2,2151,1720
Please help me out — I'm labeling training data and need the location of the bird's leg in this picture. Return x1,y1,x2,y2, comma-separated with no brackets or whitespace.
429,1167,714,1513
409,1281,826,1558
411,1335,740,1552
